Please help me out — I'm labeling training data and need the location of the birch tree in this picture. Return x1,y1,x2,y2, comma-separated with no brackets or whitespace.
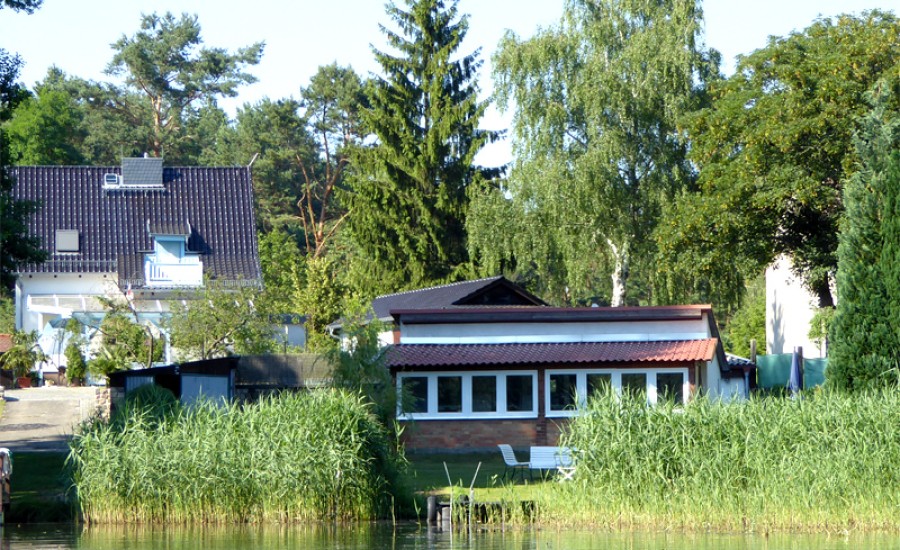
468,0,717,306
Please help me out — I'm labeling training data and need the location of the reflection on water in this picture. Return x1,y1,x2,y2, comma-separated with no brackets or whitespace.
2,523,898,549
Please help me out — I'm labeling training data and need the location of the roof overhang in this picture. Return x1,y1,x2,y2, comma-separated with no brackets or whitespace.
386,340,719,369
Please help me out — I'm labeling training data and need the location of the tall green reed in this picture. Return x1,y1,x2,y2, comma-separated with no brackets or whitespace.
69,388,406,524
544,389,900,531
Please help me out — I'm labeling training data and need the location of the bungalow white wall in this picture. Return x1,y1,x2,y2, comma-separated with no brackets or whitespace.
399,317,712,344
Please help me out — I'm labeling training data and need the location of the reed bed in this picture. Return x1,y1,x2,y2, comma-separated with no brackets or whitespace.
69,387,406,524
536,389,900,532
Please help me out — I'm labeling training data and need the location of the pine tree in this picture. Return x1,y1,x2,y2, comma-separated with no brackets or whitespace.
345,0,499,295
828,78,900,390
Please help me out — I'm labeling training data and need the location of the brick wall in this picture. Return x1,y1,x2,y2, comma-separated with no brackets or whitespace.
400,417,571,452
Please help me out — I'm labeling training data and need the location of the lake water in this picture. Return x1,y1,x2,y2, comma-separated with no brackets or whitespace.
2,523,898,550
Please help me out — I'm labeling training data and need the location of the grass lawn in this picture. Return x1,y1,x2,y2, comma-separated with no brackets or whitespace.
405,451,560,503
6,452,75,522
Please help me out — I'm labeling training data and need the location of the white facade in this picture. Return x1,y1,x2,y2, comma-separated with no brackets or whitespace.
765,255,828,358
394,307,743,422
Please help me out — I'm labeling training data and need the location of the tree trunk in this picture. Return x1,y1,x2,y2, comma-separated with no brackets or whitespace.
607,238,630,307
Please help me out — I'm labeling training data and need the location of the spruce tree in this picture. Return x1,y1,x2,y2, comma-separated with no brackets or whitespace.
828,78,900,390
345,0,498,295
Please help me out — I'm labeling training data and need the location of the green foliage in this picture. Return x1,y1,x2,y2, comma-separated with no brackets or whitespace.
1,1,42,13
345,0,498,295
1,52,46,291
829,76,900,390
471,0,717,306
0,293,14,333
167,283,276,361
257,228,302,314
64,341,86,383
720,275,766,357
5,87,86,165
658,11,900,308
328,309,395,425
89,309,163,376
0,329,46,377
295,256,346,352
808,306,836,353
69,389,407,522
105,12,263,159
556,389,900,530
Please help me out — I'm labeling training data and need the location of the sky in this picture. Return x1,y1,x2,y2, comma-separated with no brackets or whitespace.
2,0,897,167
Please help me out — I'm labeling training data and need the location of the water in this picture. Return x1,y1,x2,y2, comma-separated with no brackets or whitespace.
2,524,898,550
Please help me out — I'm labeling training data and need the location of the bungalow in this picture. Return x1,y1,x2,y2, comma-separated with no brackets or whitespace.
382,298,745,452
8,157,262,373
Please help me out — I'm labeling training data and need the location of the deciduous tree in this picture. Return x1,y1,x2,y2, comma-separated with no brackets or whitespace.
167,284,275,361
469,0,717,306
656,11,900,309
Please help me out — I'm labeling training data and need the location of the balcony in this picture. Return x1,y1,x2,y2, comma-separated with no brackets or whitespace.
144,256,203,287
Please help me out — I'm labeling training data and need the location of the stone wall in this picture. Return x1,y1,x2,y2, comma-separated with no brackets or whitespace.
95,386,125,420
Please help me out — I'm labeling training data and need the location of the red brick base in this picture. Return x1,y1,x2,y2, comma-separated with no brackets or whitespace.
400,417,568,452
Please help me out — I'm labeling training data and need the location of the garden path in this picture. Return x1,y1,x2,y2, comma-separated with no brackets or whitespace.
0,386,98,453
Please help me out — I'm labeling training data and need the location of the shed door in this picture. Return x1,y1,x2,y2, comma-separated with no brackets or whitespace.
181,374,230,405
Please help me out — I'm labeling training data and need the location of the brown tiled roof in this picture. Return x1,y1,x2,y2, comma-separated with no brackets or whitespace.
10,163,261,289
0,334,12,353
385,340,719,368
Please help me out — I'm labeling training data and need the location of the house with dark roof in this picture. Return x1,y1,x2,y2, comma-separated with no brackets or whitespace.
353,278,750,451
328,275,546,345
9,157,262,372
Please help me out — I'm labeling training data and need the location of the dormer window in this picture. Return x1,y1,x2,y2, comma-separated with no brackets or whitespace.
144,221,203,287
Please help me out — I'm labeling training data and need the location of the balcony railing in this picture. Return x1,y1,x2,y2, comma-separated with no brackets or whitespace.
144,257,203,287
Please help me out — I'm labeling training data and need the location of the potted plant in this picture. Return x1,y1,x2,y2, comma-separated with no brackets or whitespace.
0,330,47,388
64,341,87,386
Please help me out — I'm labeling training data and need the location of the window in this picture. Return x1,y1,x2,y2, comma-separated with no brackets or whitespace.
506,375,533,412
621,373,647,400
656,372,685,403
545,368,689,417
437,376,462,412
471,376,496,412
401,376,429,413
397,371,537,419
549,373,577,412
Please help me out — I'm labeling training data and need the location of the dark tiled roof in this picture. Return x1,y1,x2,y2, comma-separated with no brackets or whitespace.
10,164,261,289
371,276,545,320
386,340,719,368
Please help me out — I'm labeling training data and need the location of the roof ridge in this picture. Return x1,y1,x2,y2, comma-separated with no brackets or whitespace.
375,275,504,300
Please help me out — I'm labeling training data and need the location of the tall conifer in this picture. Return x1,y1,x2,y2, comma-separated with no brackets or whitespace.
346,0,498,295
828,78,900,390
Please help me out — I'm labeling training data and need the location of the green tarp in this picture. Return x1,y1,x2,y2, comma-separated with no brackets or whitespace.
756,354,828,389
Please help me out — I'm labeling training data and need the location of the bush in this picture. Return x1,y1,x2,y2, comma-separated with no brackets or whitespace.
64,342,86,383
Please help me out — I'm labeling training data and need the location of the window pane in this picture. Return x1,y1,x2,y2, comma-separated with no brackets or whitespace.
657,372,685,403
472,375,497,412
506,375,533,412
587,373,612,398
549,373,577,411
621,372,647,401
437,376,462,412
401,377,428,413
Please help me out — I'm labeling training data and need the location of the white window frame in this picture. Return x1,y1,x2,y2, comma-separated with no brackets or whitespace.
396,370,538,420
545,367,690,418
